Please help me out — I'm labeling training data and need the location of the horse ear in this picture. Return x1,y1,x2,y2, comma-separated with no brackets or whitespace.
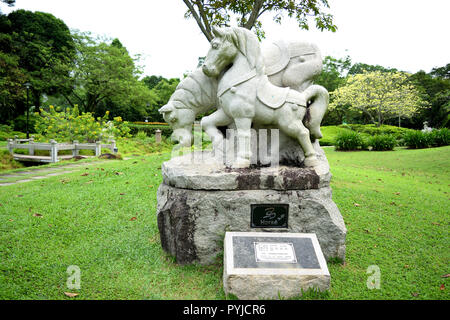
212,26,224,38
159,104,174,114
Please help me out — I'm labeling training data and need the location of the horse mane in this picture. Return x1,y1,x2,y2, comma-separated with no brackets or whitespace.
169,68,217,113
225,27,265,75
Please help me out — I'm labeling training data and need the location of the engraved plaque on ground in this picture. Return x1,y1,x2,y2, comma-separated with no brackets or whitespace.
230,233,322,269
223,232,331,299
254,242,297,263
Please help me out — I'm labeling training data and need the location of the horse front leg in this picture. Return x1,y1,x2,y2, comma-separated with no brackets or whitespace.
232,117,253,168
201,109,232,161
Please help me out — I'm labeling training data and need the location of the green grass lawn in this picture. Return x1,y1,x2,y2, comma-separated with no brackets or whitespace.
0,147,449,300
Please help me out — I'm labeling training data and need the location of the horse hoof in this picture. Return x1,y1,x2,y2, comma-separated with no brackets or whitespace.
304,156,318,167
231,158,251,168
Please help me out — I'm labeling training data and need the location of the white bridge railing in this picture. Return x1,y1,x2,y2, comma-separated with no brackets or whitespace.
7,136,117,163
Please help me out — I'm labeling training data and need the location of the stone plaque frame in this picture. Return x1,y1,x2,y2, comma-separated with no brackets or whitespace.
250,204,289,228
223,231,331,299
225,232,330,275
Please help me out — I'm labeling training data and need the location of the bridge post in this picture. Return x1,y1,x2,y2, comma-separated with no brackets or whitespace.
95,141,101,157
155,130,162,144
29,136,35,156
109,140,117,153
7,139,13,154
73,140,79,157
50,140,58,163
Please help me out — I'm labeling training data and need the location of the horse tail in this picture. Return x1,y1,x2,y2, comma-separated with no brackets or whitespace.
302,85,329,140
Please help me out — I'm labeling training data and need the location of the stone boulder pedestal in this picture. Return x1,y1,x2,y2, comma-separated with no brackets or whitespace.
156,148,346,265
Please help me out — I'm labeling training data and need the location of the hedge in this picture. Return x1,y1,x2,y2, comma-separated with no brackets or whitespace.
403,128,450,149
368,134,397,151
334,131,368,151
128,123,172,137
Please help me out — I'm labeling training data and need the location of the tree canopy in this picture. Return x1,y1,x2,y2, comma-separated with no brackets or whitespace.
62,32,155,120
183,0,336,41
142,76,180,122
330,71,428,127
0,0,15,15
0,9,75,122
409,69,450,128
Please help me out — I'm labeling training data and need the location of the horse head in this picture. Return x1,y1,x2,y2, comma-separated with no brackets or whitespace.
159,102,195,147
203,26,264,78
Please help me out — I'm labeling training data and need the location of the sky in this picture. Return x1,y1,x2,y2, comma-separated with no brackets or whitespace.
1,0,449,79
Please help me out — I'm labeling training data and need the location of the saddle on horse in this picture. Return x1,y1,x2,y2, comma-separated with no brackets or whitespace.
256,76,307,109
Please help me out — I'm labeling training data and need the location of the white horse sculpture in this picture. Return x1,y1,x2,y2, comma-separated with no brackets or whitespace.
202,26,320,168
159,68,217,147
160,40,328,150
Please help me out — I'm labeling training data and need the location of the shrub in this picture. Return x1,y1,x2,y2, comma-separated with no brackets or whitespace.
429,128,450,147
128,123,172,138
34,105,131,143
12,114,39,133
334,131,367,151
135,130,148,141
0,149,24,170
368,134,397,151
403,130,432,149
339,124,413,141
0,124,28,141
132,121,168,125
320,126,354,146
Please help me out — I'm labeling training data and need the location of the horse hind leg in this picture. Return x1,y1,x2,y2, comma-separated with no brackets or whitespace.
303,85,329,140
278,106,318,167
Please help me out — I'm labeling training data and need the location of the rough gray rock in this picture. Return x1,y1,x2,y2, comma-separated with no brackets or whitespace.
157,183,346,265
223,274,330,300
161,142,331,191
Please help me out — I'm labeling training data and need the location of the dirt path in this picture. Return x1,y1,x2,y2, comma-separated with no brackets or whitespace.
0,161,107,187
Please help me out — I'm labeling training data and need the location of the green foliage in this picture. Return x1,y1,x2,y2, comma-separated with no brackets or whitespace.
319,125,353,146
183,0,336,41
34,105,130,143
0,148,23,171
135,130,148,141
330,71,428,127
339,124,413,141
143,77,180,123
409,70,450,129
0,9,74,123
1,10,75,110
0,124,25,141
142,75,163,90
430,63,450,79
429,128,450,147
403,130,432,149
334,131,367,151
1,147,448,299
368,134,397,151
115,136,174,156
348,62,398,75
66,32,155,120
128,123,172,138
11,113,38,133
315,55,351,93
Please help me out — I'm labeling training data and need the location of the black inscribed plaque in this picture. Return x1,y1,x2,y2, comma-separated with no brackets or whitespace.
250,204,288,228
232,236,320,269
